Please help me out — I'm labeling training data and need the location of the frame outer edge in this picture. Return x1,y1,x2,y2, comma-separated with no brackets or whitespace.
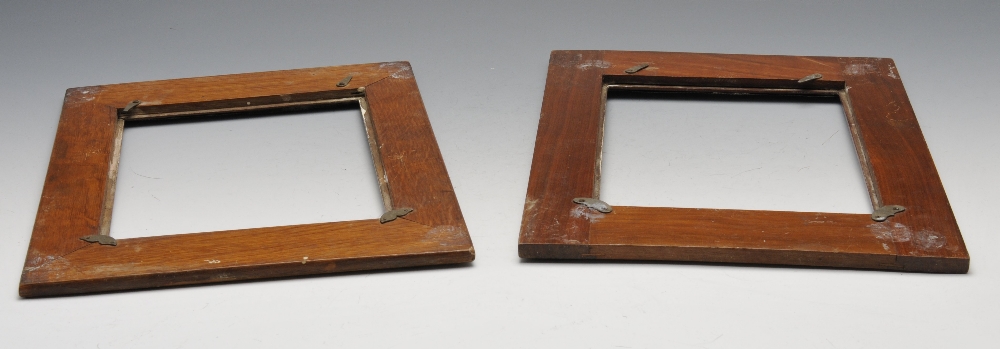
23,87,116,275
841,57,969,271
363,63,471,235
519,50,606,247
21,63,477,297
519,51,967,273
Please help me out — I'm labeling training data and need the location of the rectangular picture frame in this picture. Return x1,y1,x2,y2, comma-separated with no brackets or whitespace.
518,50,968,273
21,62,475,297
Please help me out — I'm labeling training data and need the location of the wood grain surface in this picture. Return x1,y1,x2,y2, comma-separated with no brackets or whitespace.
21,62,474,297
519,50,968,273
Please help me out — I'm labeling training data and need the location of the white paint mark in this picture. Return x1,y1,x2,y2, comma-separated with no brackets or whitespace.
66,86,102,103
205,259,220,264
868,222,911,242
887,65,899,79
391,66,413,79
524,198,538,212
24,256,58,272
302,256,309,264
869,223,945,251
576,60,611,70
379,62,406,70
380,62,414,79
570,205,605,223
844,63,877,76
914,230,946,251
425,225,467,246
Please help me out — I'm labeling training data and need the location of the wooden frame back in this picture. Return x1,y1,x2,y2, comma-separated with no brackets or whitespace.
519,50,968,273
21,62,475,297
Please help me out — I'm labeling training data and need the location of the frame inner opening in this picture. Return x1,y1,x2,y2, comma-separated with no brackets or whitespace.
598,86,873,214
106,99,388,239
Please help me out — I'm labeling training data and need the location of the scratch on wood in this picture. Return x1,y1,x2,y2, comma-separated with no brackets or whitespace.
800,57,836,69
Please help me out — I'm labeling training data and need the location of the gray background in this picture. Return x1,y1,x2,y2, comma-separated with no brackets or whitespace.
2,1,997,348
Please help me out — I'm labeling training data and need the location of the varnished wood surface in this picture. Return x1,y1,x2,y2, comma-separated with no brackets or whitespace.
524,207,899,270
590,207,887,253
519,51,606,246
365,69,468,229
21,219,472,297
839,57,968,272
519,50,968,273
21,62,474,297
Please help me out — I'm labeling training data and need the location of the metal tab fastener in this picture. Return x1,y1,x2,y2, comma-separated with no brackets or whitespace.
80,235,118,246
122,100,141,113
380,207,414,223
797,73,823,83
872,205,905,222
573,198,612,213
625,63,649,74
337,75,353,87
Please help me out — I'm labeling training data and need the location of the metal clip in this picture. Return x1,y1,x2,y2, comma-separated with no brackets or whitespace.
80,235,118,246
353,86,366,94
380,207,414,223
625,63,649,74
797,73,823,83
122,100,141,113
573,198,612,213
872,205,905,222
337,75,353,87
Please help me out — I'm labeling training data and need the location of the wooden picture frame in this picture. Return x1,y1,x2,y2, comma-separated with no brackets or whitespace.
518,50,968,273
21,62,475,297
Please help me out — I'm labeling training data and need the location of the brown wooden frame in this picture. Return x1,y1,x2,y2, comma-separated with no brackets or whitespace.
519,50,968,273
21,62,475,297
